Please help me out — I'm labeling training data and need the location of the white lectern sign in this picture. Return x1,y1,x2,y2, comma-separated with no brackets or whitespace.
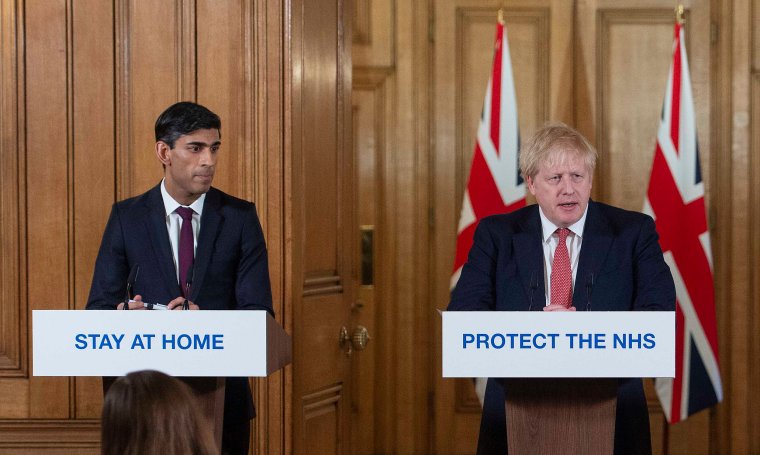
442,311,675,378
33,310,286,377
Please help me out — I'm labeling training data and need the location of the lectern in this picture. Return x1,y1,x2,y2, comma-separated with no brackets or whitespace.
441,311,675,455
33,310,292,452
504,378,617,454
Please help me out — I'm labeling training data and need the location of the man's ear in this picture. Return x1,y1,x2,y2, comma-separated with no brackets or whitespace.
526,175,536,196
155,141,171,166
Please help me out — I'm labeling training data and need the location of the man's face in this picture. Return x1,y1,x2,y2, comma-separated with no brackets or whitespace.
156,128,220,205
526,148,592,228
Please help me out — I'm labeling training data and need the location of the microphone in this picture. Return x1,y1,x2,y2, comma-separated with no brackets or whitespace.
528,272,539,311
122,265,140,310
182,262,194,310
585,273,595,311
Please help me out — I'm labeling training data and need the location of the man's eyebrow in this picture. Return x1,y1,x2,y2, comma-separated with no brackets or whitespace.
186,140,222,147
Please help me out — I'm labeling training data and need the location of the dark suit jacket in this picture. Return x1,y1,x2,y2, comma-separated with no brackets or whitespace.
448,201,675,455
86,184,274,423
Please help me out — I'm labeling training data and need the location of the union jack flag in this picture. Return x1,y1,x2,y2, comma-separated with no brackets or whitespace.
451,16,525,403
645,21,723,424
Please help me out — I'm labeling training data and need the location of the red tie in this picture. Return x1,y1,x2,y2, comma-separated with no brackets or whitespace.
551,228,573,308
176,207,194,297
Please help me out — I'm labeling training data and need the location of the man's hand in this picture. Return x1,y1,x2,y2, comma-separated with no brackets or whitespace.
116,294,146,310
167,296,200,310
543,304,577,312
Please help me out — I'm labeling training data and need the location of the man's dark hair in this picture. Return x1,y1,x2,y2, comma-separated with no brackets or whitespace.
154,101,221,149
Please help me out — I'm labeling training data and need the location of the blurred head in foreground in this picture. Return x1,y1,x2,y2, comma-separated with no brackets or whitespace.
101,370,218,455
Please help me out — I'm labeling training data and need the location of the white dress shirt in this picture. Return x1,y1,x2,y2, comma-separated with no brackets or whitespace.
160,180,205,282
538,205,588,306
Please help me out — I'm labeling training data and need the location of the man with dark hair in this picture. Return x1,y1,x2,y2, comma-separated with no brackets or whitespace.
87,101,272,454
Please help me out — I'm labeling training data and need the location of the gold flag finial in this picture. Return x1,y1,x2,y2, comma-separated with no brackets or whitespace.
497,8,505,25
675,4,685,25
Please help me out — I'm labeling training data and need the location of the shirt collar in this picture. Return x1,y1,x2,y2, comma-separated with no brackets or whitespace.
160,179,206,217
538,203,588,243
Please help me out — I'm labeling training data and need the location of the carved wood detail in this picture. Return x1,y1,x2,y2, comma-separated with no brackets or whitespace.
303,274,343,297
302,383,343,449
0,0,23,376
353,0,371,44
0,419,100,449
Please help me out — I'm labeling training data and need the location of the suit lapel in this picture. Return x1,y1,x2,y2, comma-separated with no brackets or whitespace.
573,201,613,310
191,188,224,302
513,208,546,311
144,185,181,298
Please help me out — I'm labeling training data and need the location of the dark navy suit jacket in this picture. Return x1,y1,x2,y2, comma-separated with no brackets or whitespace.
448,201,675,455
86,184,274,423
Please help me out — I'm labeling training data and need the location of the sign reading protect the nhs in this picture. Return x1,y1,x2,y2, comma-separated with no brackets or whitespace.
33,310,268,377
442,311,675,378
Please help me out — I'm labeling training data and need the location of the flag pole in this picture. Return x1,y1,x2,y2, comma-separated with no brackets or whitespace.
675,4,685,24
497,8,505,25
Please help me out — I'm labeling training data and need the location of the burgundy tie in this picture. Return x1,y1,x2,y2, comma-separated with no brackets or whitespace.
176,207,194,297
550,228,573,308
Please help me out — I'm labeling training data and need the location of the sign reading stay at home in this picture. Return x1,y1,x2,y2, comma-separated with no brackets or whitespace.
442,311,675,378
33,310,268,377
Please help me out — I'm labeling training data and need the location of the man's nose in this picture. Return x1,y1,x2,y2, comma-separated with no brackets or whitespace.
560,176,574,194
199,148,215,165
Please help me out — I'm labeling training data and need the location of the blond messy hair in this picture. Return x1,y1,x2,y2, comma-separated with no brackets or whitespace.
519,122,597,180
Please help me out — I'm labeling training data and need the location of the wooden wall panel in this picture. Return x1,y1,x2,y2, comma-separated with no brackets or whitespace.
715,0,753,452
250,1,289,454
0,420,99,454
302,0,340,281
596,11,673,209
302,385,343,453
750,70,760,455
750,8,760,454
390,1,431,452
351,66,394,454
0,0,23,378
351,83,379,455
197,0,247,197
71,0,116,420
25,0,71,419
578,2,713,206
352,0,393,67
0,379,27,420
117,0,184,198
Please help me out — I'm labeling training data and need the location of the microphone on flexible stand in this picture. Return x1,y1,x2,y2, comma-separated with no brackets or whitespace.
528,272,539,311
122,265,140,310
585,273,595,311
182,262,194,311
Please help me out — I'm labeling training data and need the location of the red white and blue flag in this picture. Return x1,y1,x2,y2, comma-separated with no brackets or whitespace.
645,21,723,423
451,16,525,402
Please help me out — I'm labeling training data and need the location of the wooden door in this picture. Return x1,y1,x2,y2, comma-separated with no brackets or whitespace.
289,0,356,454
